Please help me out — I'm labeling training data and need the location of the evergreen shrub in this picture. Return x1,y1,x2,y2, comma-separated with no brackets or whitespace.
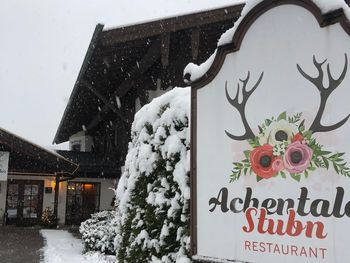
115,87,191,263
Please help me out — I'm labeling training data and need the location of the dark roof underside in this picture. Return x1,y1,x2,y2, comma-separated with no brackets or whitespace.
54,4,244,144
0,128,78,175
56,150,120,178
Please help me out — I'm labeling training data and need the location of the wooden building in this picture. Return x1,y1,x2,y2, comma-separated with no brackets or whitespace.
53,5,244,223
0,127,77,226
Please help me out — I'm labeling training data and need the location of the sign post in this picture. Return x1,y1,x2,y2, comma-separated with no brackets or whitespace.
190,1,350,262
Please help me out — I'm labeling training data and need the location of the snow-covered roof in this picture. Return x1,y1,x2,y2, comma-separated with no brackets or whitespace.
184,0,350,83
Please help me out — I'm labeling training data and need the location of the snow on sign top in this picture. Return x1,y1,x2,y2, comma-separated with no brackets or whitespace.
191,0,350,263
184,0,350,83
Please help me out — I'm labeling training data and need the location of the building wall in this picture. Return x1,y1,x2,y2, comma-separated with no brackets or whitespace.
0,180,7,224
0,175,56,225
58,177,117,225
57,180,67,225
1,174,117,226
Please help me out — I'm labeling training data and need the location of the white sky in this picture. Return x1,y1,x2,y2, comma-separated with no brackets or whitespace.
0,0,239,148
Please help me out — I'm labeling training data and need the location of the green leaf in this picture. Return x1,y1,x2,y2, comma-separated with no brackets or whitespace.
242,159,250,165
265,119,272,126
277,111,287,121
304,170,309,178
247,137,260,148
322,157,329,169
256,176,263,182
280,171,286,178
230,170,241,182
330,153,340,159
290,173,301,182
288,112,302,123
244,150,251,159
249,168,253,175
333,162,339,174
243,167,248,175
233,162,242,168
303,130,312,140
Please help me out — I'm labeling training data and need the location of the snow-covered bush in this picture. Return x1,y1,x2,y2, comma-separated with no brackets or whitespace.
79,210,116,255
115,87,191,263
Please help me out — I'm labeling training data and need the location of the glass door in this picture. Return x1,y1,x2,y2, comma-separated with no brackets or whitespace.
6,183,19,225
23,184,40,220
65,182,100,225
6,180,44,226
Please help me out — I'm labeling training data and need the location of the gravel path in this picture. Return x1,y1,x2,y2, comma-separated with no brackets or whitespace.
0,226,44,263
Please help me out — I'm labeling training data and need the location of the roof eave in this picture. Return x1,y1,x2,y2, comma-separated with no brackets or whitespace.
53,23,104,144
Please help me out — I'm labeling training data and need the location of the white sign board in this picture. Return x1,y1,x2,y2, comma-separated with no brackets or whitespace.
0,151,9,181
191,1,350,263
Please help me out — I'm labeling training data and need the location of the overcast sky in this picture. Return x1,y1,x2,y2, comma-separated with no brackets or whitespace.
0,0,240,148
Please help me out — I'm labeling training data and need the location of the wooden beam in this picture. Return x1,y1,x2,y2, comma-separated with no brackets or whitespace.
54,174,59,223
137,88,149,106
59,176,75,182
161,33,170,68
115,36,161,97
191,27,200,61
83,81,116,112
87,38,161,130
86,75,156,132
86,37,161,131
82,81,128,123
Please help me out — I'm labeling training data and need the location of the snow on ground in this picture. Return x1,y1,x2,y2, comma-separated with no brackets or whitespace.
40,230,116,263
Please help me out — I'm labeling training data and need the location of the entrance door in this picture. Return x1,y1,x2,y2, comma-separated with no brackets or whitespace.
6,180,44,226
65,182,100,225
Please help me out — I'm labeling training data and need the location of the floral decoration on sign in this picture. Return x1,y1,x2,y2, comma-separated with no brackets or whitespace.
230,112,350,182
224,54,350,182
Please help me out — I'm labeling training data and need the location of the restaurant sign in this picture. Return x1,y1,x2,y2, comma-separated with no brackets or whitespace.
0,151,9,181
190,0,350,262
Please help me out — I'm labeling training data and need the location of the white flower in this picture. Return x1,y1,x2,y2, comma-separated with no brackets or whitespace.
258,133,268,145
264,119,298,146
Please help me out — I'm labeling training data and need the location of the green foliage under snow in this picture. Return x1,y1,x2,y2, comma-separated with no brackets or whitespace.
115,87,191,263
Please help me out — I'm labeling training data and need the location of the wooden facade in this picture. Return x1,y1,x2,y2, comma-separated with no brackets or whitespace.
0,127,77,226
52,4,247,224
53,4,244,167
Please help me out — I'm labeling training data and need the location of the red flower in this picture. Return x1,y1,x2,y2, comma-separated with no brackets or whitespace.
292,133,304,142
250,144,277,179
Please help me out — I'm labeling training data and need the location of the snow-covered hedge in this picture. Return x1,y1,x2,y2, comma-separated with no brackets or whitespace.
79,210,116,255
115,87,191,263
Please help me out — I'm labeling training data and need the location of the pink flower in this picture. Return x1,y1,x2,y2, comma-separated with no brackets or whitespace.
272,157,284,172
284,141,313,173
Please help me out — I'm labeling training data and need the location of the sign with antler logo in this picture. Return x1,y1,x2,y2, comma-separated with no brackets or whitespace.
190,1,350,263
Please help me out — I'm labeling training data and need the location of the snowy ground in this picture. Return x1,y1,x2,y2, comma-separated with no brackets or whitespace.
40,230,116,263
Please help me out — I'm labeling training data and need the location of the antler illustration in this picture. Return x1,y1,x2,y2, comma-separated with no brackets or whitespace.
297,54,349,133
225,71,264,140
